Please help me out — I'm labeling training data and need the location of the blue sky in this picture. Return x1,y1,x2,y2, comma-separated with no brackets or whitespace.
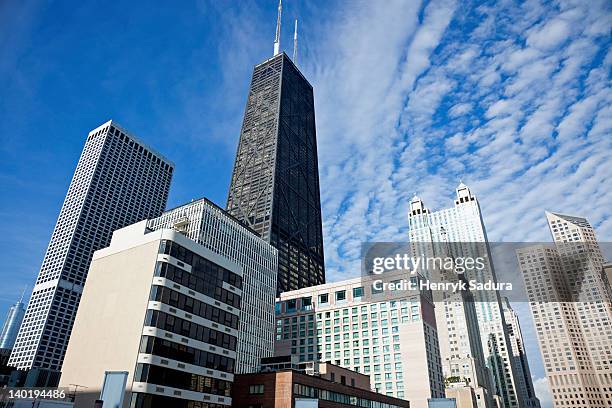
1,1,610,406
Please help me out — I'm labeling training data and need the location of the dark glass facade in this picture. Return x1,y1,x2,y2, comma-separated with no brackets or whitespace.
227,52,325,294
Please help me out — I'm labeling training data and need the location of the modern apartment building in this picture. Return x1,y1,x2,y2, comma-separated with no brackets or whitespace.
146,198,278,374
60,221,241,407
274,271,445,408
517,212,612,408
226,42,325,293
9,121,173,385
408,183,532,408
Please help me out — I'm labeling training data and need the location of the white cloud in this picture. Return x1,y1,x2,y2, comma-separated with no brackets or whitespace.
527,18,571,50
534,377,554,408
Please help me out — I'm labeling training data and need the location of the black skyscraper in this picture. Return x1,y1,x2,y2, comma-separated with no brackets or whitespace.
227,52,325,294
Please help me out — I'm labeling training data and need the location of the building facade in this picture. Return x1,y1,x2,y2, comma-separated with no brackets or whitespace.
147,198,278,374
226,51,325,294
501,299,540,408
0,297,26,350
60,221,241,407
408,184,533,408
233,368,409,408
517,212,612,408
9,121,173,382
274,271,445,408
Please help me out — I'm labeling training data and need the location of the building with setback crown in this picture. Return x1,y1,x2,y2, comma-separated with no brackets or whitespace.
226,1,325,294
8,120,173,386
517,212,612,408
408,183,534,408
147,198,278,374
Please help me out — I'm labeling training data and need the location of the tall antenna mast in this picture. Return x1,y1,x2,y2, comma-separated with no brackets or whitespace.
293,19,298,64
273,0,282,55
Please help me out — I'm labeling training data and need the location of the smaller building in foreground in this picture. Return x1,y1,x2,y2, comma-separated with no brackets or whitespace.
60,220,243,407
274,270,444,408
232,363,410,408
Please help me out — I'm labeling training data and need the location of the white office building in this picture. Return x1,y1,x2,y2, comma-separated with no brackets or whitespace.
60,221,240,407
147,198,278,374
9,120,173,384
408,183,533,408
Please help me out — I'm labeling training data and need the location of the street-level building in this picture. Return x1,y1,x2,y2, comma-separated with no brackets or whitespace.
274,271,445,408
232,364,410,408
60,221,242,408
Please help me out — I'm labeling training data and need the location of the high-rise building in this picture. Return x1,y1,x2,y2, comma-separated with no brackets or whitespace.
9,120,173,383
517,212,612,408
226,7,325,293
147,198,278,374
408,183,532,408
501,298,541,408
409,194,493,408
273,271,446,408
0,296,26,350
60,221,240,407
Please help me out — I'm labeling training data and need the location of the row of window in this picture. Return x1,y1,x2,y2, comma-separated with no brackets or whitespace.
134,363,232,397
293,383,404,408
130,392,226,408
151,286,239,329
159,240,242,289
155,262,240,309
145,310,237,351
139,336,235,373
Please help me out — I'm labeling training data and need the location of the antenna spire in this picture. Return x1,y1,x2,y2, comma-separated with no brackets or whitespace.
293,19,298,64
273,0,282,55
19,286,27,303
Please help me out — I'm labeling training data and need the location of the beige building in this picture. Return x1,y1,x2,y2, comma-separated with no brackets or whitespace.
517,212,612,408
273,270,445,408
60,220,243,407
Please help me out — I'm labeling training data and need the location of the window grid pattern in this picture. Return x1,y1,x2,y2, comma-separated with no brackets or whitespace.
226,53,325,295
147,198,278,374
9,121,173,372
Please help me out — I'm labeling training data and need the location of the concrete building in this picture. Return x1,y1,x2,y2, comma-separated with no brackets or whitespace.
9,121,173,385
274,270,445,408
517,212,612,408
60,221,241,407
147,198,278,374
232,363,410,408
0,295,26,350
408,184,533,408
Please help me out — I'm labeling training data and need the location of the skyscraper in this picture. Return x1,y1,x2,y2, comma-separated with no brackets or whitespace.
517,212,612,408
501,298,541,408
408,183,533,408
226,4,325,293
147,198,278,374
0,295,26,350
8,120,173,384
